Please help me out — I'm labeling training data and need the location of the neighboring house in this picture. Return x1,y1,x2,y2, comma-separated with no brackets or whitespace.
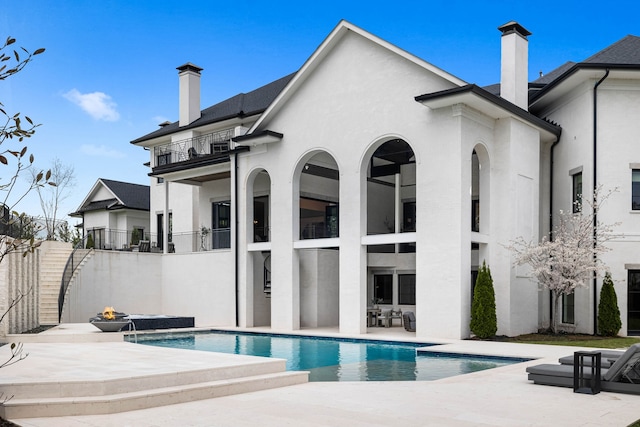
71,178,150,250
123,20,640,339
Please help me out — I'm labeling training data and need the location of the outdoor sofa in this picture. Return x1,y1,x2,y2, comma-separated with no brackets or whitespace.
526,343,640,395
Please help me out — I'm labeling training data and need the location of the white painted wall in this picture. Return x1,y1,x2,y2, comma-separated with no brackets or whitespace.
540,78,640,335
63,250,236,327
299,249,339,327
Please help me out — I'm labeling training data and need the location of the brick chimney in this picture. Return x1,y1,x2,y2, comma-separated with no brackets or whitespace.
498,22,531,110
177,63,203,127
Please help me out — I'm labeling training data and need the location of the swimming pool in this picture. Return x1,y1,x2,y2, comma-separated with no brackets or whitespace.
132,331,526,382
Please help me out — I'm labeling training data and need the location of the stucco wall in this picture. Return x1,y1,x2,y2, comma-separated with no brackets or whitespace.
63,250,236,326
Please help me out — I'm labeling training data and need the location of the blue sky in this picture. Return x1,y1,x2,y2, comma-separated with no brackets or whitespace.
3,0,640,226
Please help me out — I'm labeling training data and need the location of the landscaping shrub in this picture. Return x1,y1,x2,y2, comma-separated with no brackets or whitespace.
470,261,497,339
130,228,141,246
86,233,94,249
598,272,622,336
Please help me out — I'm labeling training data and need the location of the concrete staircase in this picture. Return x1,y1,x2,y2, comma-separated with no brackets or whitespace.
0,348,308,419
38,242,74,326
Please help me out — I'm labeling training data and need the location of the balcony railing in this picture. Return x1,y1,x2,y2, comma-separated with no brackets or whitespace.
83,228,231,254
154,129,234,167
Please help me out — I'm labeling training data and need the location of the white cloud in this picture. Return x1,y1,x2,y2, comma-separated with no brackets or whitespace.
63,89,120,121
80,144,126,158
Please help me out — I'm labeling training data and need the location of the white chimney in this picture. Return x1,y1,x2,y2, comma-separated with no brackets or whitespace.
498,22,531,110
177,63,203,127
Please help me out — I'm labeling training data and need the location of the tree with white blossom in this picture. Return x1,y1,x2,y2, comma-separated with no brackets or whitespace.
507,187,618,334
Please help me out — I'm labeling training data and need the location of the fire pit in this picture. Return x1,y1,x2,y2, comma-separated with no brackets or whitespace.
89,306,131,332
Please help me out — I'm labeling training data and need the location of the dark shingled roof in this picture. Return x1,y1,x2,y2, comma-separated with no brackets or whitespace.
75,179,150,214
583,35,640,64
131,73,296,144
101,179,150,211
486,35,640,105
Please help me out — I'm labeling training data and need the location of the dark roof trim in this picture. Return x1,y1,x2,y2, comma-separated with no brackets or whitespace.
131,73,295,145
232,130,283,145
530,62,640,103
415,84,562,137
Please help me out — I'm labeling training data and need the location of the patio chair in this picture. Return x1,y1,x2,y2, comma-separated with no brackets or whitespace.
526,343,640,395
390,309,403,327
402,311,416,332
378,310,392,328
138,240,151,252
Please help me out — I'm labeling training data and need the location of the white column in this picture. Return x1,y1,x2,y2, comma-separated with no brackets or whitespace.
270,170,299,331
163,181,169,254
339,166,367,334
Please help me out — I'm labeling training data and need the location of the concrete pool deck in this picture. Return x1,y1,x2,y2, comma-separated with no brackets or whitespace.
4,324,640,427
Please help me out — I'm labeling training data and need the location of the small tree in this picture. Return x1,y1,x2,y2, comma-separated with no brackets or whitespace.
508,187,618,334
0,36,50,263
598,272,622,336
130,228,140,245
470,261,497,339
86,233,94,249
29,158,75,240
57,220,81,245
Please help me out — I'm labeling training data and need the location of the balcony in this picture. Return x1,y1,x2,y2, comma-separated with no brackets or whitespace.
85,228,230,254
154,129,234,168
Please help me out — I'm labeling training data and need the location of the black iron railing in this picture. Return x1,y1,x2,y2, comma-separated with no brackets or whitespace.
58,235,93,322
153,129,233,167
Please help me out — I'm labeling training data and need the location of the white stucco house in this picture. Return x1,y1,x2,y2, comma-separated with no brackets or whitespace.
62,20,640,339
70,178,150,250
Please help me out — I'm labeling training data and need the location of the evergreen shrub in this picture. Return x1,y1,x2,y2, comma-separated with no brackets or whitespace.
470,261,497,339
598,272,622,336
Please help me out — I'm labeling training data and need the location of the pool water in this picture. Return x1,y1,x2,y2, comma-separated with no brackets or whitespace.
132,331,524,382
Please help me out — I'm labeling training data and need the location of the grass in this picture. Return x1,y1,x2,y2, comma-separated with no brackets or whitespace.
502,333,640,349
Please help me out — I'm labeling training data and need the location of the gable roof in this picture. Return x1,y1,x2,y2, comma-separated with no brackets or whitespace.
248,20,467,133
131,73,295,145
72,179,150,216
530,35,640,107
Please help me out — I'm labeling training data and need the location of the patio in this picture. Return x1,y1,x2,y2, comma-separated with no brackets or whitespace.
4,325,640,427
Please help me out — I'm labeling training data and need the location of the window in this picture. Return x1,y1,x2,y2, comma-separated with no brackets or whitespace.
253,196,269,242
403,201,416,232
562,293,575,324
157,177,164,184
628,270,640,335
299,197,339,239
156,212,172,250
212,201,231,249
633,170,640,210
398,274,416,305
373,274,393,304
471,150,480,232
572,172,582,213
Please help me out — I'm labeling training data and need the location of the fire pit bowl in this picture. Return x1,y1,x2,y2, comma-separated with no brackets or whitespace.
89,306,131,332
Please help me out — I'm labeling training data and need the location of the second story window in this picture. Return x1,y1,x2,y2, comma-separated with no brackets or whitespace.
633,169,640,210
572,172,582,213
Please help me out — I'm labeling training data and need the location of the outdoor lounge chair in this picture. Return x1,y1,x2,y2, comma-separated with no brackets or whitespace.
558,349,624,368
526,343,640,395
403,311,416,332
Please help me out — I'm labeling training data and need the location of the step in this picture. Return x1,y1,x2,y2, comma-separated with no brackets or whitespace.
0,357,289,399
1,371,308,418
